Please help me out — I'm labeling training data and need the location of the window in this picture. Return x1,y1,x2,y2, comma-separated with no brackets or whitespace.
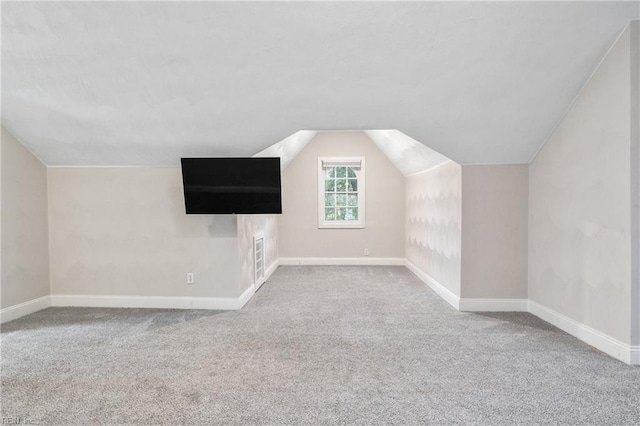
318,157,365,228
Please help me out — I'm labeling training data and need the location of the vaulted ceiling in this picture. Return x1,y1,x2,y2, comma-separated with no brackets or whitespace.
2,2,638,166
254,130,450,176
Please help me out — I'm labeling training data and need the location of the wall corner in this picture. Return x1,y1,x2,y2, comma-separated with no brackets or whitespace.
629,20,640,354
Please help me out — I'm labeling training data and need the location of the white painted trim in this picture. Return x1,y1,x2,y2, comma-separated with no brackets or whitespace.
236,259,281,307
237,283,256,309
254,233,265,286
49,261,282,313
631,346,640,365
257,259,279,291
5,262,638,365
279,257,405,266
459,298,528,312
404,260,460,310
528,300,634,364
51,294,243,310
0,296,51,324
317,156,365,229
265,259,279,280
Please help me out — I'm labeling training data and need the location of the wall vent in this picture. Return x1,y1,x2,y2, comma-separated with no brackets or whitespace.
254,234,265,289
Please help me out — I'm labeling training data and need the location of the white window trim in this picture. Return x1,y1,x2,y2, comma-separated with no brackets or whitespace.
317,156,365,229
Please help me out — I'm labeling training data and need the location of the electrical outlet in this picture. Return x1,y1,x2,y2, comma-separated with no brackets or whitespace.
187,273,194,284
364,248,369,256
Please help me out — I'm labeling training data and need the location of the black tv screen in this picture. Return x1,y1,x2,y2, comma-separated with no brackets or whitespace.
180,157,282,214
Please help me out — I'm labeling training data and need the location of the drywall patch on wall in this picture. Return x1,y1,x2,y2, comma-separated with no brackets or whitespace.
529,26,632,344
405,161,462,297
1,128,50,310
461,165,528,299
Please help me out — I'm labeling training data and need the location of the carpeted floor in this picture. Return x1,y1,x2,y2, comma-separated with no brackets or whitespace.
2,266,640,425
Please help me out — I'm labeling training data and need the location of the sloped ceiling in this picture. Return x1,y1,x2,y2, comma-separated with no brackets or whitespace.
365,130,451,176
2,2,638,166
254,129,449,176
253,130,317,170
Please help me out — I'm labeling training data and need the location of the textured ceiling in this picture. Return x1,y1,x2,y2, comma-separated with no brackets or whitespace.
2,2,638,166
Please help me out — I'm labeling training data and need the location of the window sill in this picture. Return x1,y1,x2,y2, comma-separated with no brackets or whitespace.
318,222,365,229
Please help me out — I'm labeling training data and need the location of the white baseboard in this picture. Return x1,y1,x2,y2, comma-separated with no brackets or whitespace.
631,346,640,365
51,294,243,310
4,261,638,365
50,261,283,313
265,259,279,278
459,298,528,312
259,259,279,289
237,283,256,309
404,260,460,310
279,257,405,266
0,296,51,324
528,300,636,364
239,258,281,307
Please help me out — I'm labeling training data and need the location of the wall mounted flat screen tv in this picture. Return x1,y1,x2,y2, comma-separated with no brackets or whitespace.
181,157,282,214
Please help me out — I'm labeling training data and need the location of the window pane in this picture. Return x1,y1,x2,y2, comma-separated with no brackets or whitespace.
326,179,335,191
319,158,364,228
325,208,335,220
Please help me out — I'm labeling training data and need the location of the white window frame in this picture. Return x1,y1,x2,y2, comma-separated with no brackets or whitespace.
317,156,365,229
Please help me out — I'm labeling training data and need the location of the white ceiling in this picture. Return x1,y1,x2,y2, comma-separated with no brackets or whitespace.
253,130,317,170
253,129,450,176
2,2,638,166
365,130,451,176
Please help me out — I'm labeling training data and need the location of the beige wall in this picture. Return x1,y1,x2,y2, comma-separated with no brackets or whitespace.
278,131,405,258
461,165,528,299
529,27,631,343
406,161,462,296
48,167,241,298
1,128,50,308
